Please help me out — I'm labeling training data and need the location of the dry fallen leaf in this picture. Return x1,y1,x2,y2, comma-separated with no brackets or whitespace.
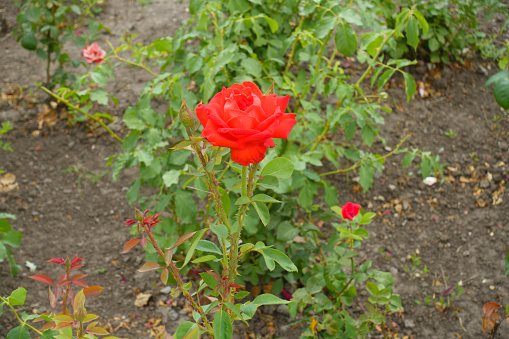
134,293,153,307
0,173,18,193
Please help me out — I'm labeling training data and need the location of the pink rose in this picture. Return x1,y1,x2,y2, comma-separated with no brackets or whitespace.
82,42,106,64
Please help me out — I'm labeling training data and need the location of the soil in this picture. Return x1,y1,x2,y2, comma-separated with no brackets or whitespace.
1,1,508,338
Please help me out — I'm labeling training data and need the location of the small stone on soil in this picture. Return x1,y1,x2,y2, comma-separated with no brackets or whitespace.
404,319,415,328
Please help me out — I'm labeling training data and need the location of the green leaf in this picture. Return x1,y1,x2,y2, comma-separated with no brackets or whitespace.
406,16,419,50
252,294,290,305
235,196,251,205
174,321,197,339
175,189,198,223
123,108,145,130
192,255,216,264
0,219,12,234
90,71,108,86
413,10,429,35
260,248,297,272
252,194,280,203
8,287,27,306
251,201,269,226
25,6,41,22
183,228,207,268
209,223,229,240
0,213,16,220
90,88,109,105
402,153,415,168
21,33,37,51
493,78,509,110
361,125,374,147
359,164,374,192
323,182,339,207
214,310,233,339
241,59,262,78
403,72,416,103
334,22,357,57
260,158,294,178
6,325,30,339
264,16,279,33
199,272,219,289
485,70,509,88
2,231,23,248
196,240,222,255
218,187,231,215
7,250,19,277
162,170,180,188
234,291,250,299
0,301,4,317
276,221,299,242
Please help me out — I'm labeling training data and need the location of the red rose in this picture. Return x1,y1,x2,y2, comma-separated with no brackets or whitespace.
341,202,361,220
196,82,296,166
82,42,106,64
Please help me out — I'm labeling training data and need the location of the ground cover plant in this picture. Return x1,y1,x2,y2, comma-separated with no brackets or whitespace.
0,0,508,338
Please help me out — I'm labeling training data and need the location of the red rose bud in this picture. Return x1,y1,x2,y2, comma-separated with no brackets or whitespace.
196,81,296,166
341,202,361,220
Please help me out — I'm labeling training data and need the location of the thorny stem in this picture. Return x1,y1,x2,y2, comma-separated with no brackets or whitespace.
284,18,304,74
142,224,214,335
319,135,410,177
105,40,158,78
227,166,249,293
0,297,44,335
39,85,123,144
63,268,71,315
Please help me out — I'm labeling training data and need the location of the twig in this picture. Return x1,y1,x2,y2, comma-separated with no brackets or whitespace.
319,135,410,177
39,85,123,144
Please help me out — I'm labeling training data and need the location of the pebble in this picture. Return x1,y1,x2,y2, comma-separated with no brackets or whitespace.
169,309,179,320
404,319,415,328
463,250,470,257
160,286,172,294
498,141,508,150
276,304,288,314
388,184,397,191
439,233,449,242
479,180,490,188
402,201,409,211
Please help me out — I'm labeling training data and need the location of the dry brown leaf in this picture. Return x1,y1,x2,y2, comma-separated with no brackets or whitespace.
134,293,153,307
459,176,474,183
251,286,261,298
37,105,59,129
0,173,18,193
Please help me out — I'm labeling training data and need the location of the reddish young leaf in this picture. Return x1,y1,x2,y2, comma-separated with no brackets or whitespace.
39,321,56,332
54,321,74,330
83,285,104,298
49,287,57,309
161,268,169,285
172,231,197,249
71,274,88,282
57,274,68,286
29,274,54,286
72,279,89,288
86,327,109,335
164,249,173,267
54,315,74,322
122,239,141,253
138,261,161,272
86,321,99,330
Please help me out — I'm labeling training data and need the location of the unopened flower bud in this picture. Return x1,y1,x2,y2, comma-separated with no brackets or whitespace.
75,306,87,321
135,208,144,221
179,100,197,134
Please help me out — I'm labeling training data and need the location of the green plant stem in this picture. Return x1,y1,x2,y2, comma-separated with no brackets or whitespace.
284,18,304,74
319,134,410,177
142,224,214,335
0,297,44,335
38,86,123,144
307,122,330,152
46,33,51,85
105,40,158,77
227,166,249,297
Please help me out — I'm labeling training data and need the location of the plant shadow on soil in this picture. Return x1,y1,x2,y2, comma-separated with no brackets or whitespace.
1,0,509,338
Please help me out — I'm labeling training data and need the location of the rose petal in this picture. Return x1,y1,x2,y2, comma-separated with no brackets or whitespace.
242,81,263,96
227,115,258,129
272,114,297,139
230,143,267,166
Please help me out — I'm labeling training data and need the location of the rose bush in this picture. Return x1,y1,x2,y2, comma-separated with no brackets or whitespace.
196,82,296,166
341,202,361,220
81,42,106,64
